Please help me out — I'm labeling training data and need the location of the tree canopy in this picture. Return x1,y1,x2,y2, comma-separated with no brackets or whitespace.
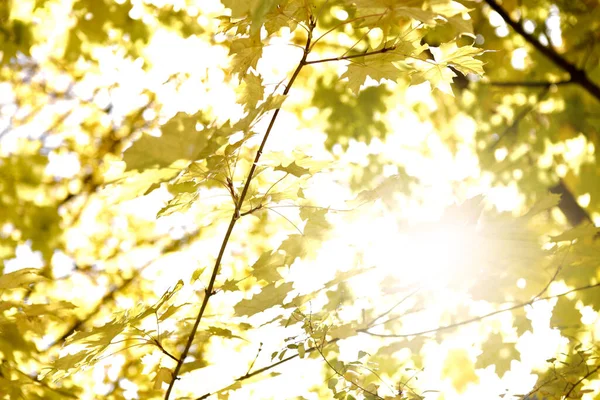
0,0,599,399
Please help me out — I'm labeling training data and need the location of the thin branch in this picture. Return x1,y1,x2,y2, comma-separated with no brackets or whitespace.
195,338,341,400
532,242,572,301
487,80,572,87
264,207,304,235
366,287,421,328
359,282,600,338
305,46,396,65
164,17,317,400
310,13,386,49
563,364,600,399
245,342,263,377
483,0,600,102
309,324,384,400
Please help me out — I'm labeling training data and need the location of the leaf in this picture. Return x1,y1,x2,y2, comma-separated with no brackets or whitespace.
339,37,427,95
412,42,484,95
221,279,240,292
124,112,210,171
441,349,479,393
251,0,279,34
230,37,263,78
274,161,310,177
411,59,457,95
550,223,600,243
298,342,305,358
475,332,519,376
234,282,294,317
299,208,330,237
251,251,286,283
240,72,264,112
0,268,45,290
432,42,485,76
525,192,562,217
153,367,172,390
205,327,244,340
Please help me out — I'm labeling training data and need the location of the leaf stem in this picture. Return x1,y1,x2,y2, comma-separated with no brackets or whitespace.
163,17,317,400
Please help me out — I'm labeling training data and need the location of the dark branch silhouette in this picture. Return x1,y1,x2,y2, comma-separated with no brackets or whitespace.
484,0,600,102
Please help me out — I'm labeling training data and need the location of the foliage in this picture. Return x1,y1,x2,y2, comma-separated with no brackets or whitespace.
0,0,599,399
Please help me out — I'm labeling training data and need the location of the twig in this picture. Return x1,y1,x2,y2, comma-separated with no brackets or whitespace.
245,342,263,376
532,242,572,301
366,287,421,328
483,0,600,102
487,80,572,87
359,282,600,338
305,46,396,65
563,364,600,399
195,338,341,400
310,13,386,49
163,16,317,400
309,322,384,400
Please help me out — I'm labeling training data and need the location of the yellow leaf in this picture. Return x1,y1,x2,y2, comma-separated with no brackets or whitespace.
153,367,173,390
441,349,479,393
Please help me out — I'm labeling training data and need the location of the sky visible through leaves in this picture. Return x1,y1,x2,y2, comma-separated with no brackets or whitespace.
0,0,599,400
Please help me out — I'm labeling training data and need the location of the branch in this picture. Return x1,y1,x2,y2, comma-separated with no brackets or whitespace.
563,364,600,399
304,46,396,65
195,338,341,400
358,282,600,338
550,179,593,227
366,287,421,328
164,18,317,400
487,80,572,87
483,0,600,102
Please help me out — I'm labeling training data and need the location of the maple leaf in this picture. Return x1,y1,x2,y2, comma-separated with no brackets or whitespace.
123,112,209,171
234,282,294,317
341,50,408,95
240,72,264,112
431,42,485,76
230,36,263,78
274,161,310,177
